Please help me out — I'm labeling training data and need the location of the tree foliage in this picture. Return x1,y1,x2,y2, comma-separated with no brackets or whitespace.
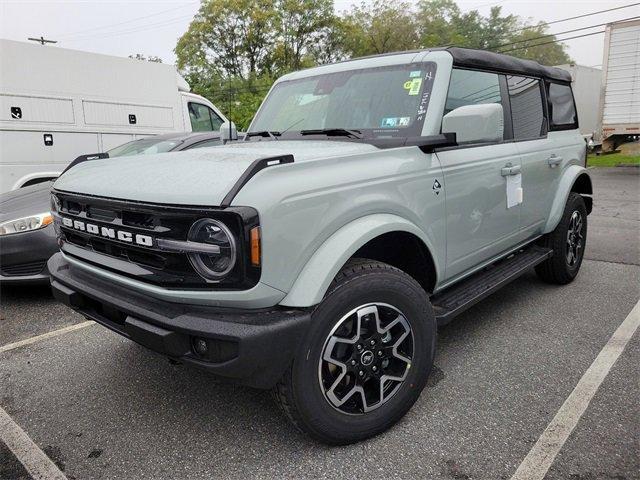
175,0,572,129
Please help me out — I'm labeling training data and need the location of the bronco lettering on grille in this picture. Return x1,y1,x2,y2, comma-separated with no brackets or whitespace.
61,217,153,247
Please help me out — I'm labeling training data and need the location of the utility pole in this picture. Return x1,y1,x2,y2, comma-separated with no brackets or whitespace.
27,36,57,45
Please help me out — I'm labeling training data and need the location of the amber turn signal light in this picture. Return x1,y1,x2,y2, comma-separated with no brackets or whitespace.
250,226,261,267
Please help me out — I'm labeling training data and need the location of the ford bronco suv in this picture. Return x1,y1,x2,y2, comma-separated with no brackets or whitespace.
48,47,592,445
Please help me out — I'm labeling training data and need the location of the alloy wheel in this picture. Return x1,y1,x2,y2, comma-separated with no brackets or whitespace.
318,303,414,415
566,210,584,267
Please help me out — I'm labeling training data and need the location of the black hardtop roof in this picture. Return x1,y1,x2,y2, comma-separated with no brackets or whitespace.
342,46,571,83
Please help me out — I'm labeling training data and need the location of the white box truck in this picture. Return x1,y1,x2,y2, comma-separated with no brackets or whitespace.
597,19,640,151
0,39,228,192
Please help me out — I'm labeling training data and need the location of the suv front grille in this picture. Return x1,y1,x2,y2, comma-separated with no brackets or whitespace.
52,191,260,289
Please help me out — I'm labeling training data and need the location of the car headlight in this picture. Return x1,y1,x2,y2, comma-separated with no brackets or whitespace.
0,212,53,236
187,218,237,280
50,193,61,213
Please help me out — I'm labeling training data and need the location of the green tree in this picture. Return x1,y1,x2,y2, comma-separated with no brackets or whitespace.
495,26,572,65
273,0,336,74
175,0,277,80
175,0,572,130
338,0,420,57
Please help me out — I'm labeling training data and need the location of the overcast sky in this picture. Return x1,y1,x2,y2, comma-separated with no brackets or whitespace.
1,0,637,68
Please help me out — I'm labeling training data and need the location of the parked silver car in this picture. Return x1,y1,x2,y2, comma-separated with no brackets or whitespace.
47,48,591,444
0,132,223,283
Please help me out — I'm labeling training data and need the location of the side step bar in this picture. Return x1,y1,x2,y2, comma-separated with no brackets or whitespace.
431,245,553,326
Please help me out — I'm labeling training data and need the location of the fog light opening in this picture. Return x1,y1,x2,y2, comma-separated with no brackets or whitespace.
193,337,208,356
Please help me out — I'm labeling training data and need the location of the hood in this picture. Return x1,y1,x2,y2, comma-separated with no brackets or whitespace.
0,182,53,222
53,140,378,206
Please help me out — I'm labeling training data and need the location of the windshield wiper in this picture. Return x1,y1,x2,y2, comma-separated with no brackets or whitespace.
244,130,281,140
299,128,362,139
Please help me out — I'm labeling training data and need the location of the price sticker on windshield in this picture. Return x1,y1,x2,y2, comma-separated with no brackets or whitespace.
403,78,422,96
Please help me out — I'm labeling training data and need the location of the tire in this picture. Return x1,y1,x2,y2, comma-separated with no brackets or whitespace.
535,192,588,284
272,259,436,445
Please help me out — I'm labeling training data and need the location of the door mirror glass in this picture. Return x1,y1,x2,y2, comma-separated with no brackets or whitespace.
219,121,238,144
442,104,504,144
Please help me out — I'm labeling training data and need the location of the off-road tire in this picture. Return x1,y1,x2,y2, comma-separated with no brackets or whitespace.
535,192,588,284
272,259,436,445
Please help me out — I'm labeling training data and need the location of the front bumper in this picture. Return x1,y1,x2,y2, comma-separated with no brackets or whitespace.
0,225,58,283
48,253,311,389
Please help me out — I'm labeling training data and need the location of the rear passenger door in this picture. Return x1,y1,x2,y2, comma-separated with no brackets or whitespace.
507,75,560,236
436,69,523,280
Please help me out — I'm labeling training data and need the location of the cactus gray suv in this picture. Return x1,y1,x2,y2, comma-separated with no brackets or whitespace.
47,47,591,444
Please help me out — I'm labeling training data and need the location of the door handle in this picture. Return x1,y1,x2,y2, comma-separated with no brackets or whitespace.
547,154,563,167
501,164,521,176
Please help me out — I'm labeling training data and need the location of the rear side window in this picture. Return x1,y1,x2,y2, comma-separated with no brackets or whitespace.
507,76,545,140
548,83,578,129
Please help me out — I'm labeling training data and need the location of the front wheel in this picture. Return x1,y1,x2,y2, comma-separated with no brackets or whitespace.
536,192,588,284
272,259,436,445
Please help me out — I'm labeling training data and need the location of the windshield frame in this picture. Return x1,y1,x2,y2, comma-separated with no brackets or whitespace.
248,61,438,143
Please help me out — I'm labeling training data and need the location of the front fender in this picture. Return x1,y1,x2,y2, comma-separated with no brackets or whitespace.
279,214,440,308
542,165,592,234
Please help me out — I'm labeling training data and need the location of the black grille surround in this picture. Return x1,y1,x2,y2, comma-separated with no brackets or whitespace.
52,190,260,290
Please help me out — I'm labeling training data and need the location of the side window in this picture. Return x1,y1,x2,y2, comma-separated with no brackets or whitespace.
444,69,502,115
507,76,546,140
548,83,577,129
188,103,224,132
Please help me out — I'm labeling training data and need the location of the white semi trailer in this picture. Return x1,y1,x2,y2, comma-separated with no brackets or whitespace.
0,39,227,193
597,19,640,151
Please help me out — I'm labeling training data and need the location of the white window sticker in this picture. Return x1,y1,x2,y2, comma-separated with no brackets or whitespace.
506,173,523,209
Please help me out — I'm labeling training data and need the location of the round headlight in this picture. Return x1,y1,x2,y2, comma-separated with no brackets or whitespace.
187,218,237,280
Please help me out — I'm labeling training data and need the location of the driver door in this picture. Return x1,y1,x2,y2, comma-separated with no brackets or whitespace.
436,69,523,280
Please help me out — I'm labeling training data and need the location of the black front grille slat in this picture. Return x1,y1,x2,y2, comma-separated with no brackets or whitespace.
122,211,157,229
87,206,116,222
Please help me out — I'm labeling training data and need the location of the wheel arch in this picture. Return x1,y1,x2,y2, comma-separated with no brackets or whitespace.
279,214,440,308
542,166,593,234
571,171,593,214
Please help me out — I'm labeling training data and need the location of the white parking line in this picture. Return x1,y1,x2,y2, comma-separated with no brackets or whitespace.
0,406,68,480
0,321,94,354
511,299,640,480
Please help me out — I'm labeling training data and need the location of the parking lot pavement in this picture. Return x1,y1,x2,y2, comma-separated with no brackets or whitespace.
0,284,84,347
586,166,640,266
0,167,638,480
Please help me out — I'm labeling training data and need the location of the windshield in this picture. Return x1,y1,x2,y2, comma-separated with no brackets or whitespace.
250,62,437,139
107,138,183,157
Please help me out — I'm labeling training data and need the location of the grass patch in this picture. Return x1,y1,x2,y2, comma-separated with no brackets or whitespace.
588,153,640,167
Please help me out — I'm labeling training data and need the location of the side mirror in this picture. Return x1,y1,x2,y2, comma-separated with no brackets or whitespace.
442,104,503,144
219,121,238,144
